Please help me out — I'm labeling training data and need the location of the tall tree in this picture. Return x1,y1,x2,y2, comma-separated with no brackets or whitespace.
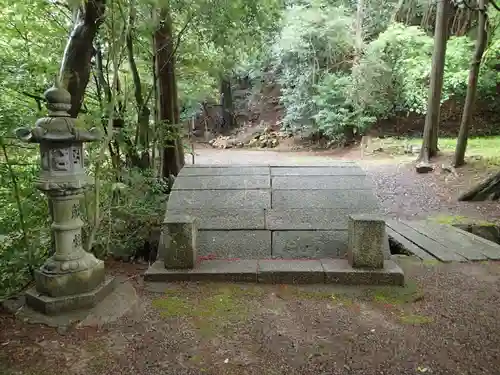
154,5,184,178
417,0,451,169
453,0,488,167
59,0,106,117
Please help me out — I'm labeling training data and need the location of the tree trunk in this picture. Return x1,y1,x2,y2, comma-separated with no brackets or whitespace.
172,62,185,168
59,1,106,118
418,0,450,165
155,6,183,178
453,0,488,167
220,75,234,130
458,169,500,201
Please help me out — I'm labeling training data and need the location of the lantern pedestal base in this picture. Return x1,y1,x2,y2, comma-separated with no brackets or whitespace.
25,276,116,315
34,258,106,298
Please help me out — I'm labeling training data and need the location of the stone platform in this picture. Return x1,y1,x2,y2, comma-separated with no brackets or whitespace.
161,162,390,260
145,162,402,285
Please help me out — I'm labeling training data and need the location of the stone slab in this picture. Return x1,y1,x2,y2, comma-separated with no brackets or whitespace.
321,259,404,286
144,260,258,282
271,190,380,210
266,208,371,230
3,278,138,330
174,175,270,190
272,176,371,190
168,209,266,230
197,230,271,258
257,259,325,284
178,166,270,176
271,167,365,176
269,161,357,167
25,276,116,315
272,230,348,258
168,189,271,210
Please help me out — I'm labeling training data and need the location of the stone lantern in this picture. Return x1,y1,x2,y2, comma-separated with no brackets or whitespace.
15,86,115,315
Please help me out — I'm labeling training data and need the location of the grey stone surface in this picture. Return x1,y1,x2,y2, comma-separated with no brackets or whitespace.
155,163,386,268
25,276,116,315
266,208,370,230
168,189,271,210
175,175,270,190
4,279,138,328
77,281,140,328
271,166,364,176
321,259,405,286
258,260,324,284
168,209,266,230
164,216,197,269
269,161,356,167
33,260,106,298
144,260,258,282
348,214,386,269
272,176,371,190
272,190,380,210
197,230,271,258
272,230,348,258
178,166,270,176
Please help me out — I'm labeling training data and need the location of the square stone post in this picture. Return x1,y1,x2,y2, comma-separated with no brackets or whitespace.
347,214,385,269
163,215,198,269
15,86,115,315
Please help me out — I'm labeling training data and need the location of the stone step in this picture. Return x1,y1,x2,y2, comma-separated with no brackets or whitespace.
144,259,404,286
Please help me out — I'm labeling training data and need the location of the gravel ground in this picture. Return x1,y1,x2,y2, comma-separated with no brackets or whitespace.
1,148,500,375
2,259,500,375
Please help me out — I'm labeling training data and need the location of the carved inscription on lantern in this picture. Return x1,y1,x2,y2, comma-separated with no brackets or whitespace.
51,148,71,171
72,146,82,167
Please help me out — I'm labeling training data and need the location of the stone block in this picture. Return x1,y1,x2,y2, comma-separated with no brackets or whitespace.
270,166,364,176
266,208,368,230
272,230,348,258
25,276,116,315
168,190,271,210
321,259,404,286
347,214,385,269
168,208,266,230
174,175,270,190
272,190,380,210
197,230,271,258
164,215,197,269
34,260,105,298
178,166,270,177
257,260,324,284
271,176,371,190
144,259,258,282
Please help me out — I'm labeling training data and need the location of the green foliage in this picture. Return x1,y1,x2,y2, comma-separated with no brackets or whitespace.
268,4,499,138
313,73,376,136
0,0,283,299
